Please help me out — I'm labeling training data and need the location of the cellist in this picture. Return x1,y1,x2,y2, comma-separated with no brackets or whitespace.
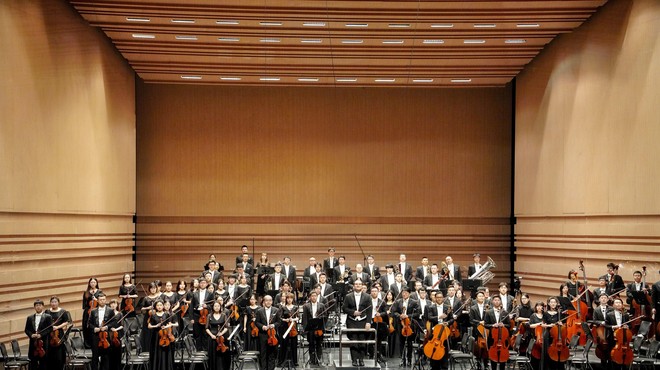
625,270,649,317
604,298,631,370
469,290,489,370
484,295,510,370
590,292,613,369
542,297,565,370
426,290,454,370
528,301,545,370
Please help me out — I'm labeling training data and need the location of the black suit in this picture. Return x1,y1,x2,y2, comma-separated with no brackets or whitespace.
468,263,483,278
239,262,255,278
255,306,281,370
333,265,352,283
268,273,287,292
423,274,446,292
303,301,326,364
365,264,381,283
605,309,631,370
25,312,53,370
495,294,515,312
282,264,297,284
446,264,462,283
606,274,625,295
87,306,115,370
236,255,254,266
206,269,222,285
349,272,370,288
380,273,396,293
392,298,419,362
318,282,334,301
323,257,337,271
625,281,649,316
191,289,211,350
416,265,431,282
342,291,372,362
388,282,405,299
592,305,613,324
398,263,414,283
427,303,453,327
484,308,510,369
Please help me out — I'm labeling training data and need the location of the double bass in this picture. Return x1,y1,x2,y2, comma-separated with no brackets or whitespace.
566,287,590,346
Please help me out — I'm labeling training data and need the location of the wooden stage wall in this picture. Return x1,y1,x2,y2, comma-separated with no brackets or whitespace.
0,1,136,344
514,0,660,302
136,84,514,286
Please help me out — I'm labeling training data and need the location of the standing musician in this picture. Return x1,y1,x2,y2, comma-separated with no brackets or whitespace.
82,277,103,349
45,296,72,370
303,291,326,365
226,274,239,303
350,264,370,289
566,270,585,300
365,255,381,286
333,256,352,284
590,292,613,369
426,290,454,370
604,298,631,370
139,282,161,353
118,273,138,317
274,281,294,306
25,299,52,370
255,295,281,370
469,290,489,370
592,276,609,306
380,264,397,293
484,295,510,370
424,264,445,292
107,299,125,370
652,272,660,340
256,252,273,298
367,286,388,365
282,256,297,294
416,288,432,332
398,254,415,285
528,301,545,370
268,263,286,294
416,257,431,283
324,248,338,283
495,282,515,313
317,273,334,301
239,253,255,280
605,263,625,296
389,272,406,298
206,300,231,370
279,293,299,367
235,245,253,266
625,270,649,316
392,287,419,367
542,297,565,370
88,293,114,370
206,261,223,286
148,300,178,370
444,256,462,284
192,279,211,350
468,253,483,278
343,279,372,367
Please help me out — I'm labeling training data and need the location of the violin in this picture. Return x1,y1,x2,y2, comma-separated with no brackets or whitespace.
98,330,111,349
250,312,259,337
401,316,413,337
231,304,240,321
424,323,450,360
124,297,135,314
111,330,122,347
216,334,228,352
547,321,569,362
388,314,395,334
49,328,61,348
315,328,324,337
199,307,209,325
33,338,46,358
88,297,98,315
488,323,510,363
267,327,278,346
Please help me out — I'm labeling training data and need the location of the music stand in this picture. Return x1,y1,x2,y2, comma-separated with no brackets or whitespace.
464,279,482,293
325,268,336,283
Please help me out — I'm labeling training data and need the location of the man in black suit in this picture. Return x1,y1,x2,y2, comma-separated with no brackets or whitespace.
323,248,337,272
366,285,388,364
652,273,660,340
467,253,483,278
255,295,281,370
626,270,650,317
380,264,396,293
333,256,351,283
365,255,381,286
238,254,255,279
483,296,510,370
388,272,406,299
495,282,515,312
349,264,370,290
392,287,419,366
317,273,334,301
235,245,254,265
303,291,326,365
426,291,454,370
88,293,115,370
268,263,287,293
469,290,489,370
25,299,52,370
282,256,297,284
423,264,445,292
191,279,211,350
415,256,431,283
397,254,414,284
444,256,462,284
604,298,631,370
342,279,371,366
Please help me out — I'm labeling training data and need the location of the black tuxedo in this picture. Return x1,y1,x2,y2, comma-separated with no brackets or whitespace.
342,291,371,362
446,264,462,283
333,265,352,283
416,265,431,282
416,298,432,323
318,282,334,300
398,263,414,283
469,304,488,327
206,269,222,285
268,273,287,291
323,257,337,271
365,264,381,282
255,306,281,370
303,301,326,364
495,294,515,312
484,308,510,367
349,271,370,287
423,274,446,291
605,310,630,350
88,306,115,370
427,303,453,326
626,281,649,315
239,262,255,277
380,273,396,293
25,312,53,370
388,282,405,299
606,274,625,295
282,264,297,284
468,263,483,278
191,289,212,349
592,305,613,324
236,255,254,266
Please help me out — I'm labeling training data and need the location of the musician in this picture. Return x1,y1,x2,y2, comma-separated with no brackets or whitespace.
278,293,299,366
333,255,351,283
566,270,585,299
468,253,483,278
235,275,252,312
652,273,660,340
206,261,223,286
118,274,138,317
226,274,238,302
303,291,326,365
444,256,462,284
392,287,419,366
161,281,177,307
309,263,323,287
484,295,510,370
365,255,381,284
312,284,329,305
206,300,231,370
398,254,414,283
255,295,281,370
139,282,160,352
235,264,252,286
204,254,217,271
149,299,178,370
192,279,211,350
528,301,545,370
316,273,334,301
349,264,370,289
416,257,431,283
25,299,52,370
424,264,445,292
303,257,318,282
107,299,125,370
282,256,297,284
469,291,489,370
88,293,114,370
82,277,103,349
625,270,649,316
416,288,432,330
605,263,625,296
342,279,371,367
323,247,337,270
268,263,286,293
239,253,255,279
604,298,631,370
410,281,425,300
542,297,565,370
445,286,461,313
383,290,398,357
244,294,260,351
256,253,273,297
427,291,454,370
235,245,253,265
593,276,609,306
389,272,406,298
215,281,228,303
367,286,388,364
380,264,397,293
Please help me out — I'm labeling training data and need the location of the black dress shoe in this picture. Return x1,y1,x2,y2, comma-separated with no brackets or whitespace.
407,361,412,366
352,360,359,366
400,361,406,367
359,359,365,366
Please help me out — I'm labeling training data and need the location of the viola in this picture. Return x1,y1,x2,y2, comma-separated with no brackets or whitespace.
124,298,135,313
488,324,510,363
531,325,544,360
49,329,61,347
216,334,228,352
474,323,489,360
111,330,121,348
610,326,633,365
33,338,46,358
98,330,111,349
424,323,450,360
547,323,569,362
198,308,209,325
373,314,383,324
88,297,98,315
267,327,278,346
401,316,413,337
388,316,395,334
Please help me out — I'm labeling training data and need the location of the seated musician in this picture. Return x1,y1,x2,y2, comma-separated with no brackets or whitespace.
303,291,326,365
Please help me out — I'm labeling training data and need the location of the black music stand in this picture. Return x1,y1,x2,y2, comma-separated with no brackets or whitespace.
463,279,482,294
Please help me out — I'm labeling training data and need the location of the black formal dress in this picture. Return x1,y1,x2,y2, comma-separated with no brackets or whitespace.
149,312,176,370
44,308,71,370
139,295,158,352
207,312,231,370
82,289,103,348
278,305,299,366
119,284,138,317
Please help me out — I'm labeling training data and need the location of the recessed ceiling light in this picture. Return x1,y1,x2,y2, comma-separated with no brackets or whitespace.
336,78,357,82
375,79,395,82
451,78,472,83
132,34,155,39
260,38,281,43
388,23,411,28
218,37,240,42
423,39,445,44
341,39,363,44
464,39,486,44
175,35,198,40
216,20,239,25
413,79,434,83
303,22,326,27
126,17,150,22
220,77,242,81
171,19,195,24
473,24,496,28
431,23,454,28
298,78,320,82
260,21,283,26
517,23,540,28
260,77,281,81
180,75,202,80
345,23,368,27
505,39,527,44
382,40,404,44
301,39,323,43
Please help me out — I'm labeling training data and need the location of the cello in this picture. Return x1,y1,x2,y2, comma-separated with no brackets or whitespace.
630,266,653,336
488,317,510,363
610,315,644,366
531,325,544,360
473,304,490,362
547,311,572,363
423,323,450,360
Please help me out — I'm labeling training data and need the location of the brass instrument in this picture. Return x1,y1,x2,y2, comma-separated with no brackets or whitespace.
339,269,349,283
468,256,496,286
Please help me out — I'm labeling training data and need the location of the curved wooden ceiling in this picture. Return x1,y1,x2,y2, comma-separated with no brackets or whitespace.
69,0,607,87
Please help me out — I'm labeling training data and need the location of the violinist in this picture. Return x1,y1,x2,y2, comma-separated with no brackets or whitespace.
107,299,124,370
343,279,372,367
139,282,160,353
279,293,299,366
82,277,103,348
148,300,178,370
274,280,293,306
542,297,565,370
25,299,52,370
88,293,114,370
226,274,239,304
235,245,254,266
392,286,419,367
244,294,260,351
383,290,398,357
528,302,545,370
625,270,649,316
236,275,252,312
424,264,444,293
604,298,631,370
206,300,231,370
45,296,71,370
192,279,211,350
118,273,138,317
605,263,626,296
415,288,432,333
161,281,178,306
303,291,326,365
469,290,489,370
367,286,388,365
484,295,510,370
268,263,286,295
389,272,406,299
174,280,192,329
255,295,281,370
380,264,397,294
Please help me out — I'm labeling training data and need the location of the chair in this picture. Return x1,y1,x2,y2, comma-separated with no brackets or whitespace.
69,335,92,359
122,336,149,370
449,336,476,370
63,340,92,370
180,335,208,370
0,343,29,370
234,350,260,370
9,341,29,363
630,340,659,370
567,338,592,370
567,334,580,357
507,338,535,370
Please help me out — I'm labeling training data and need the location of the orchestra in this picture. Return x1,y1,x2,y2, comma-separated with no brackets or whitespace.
17,250,660,370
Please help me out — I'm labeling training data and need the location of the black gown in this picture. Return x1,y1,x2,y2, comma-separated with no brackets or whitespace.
149,312,176,370
119,284,138,317
82,289,103,348
543,311,565,370
244,306,260,351
45,308,71,370
139,295,158,352
207,312,232,370
278,305,299,366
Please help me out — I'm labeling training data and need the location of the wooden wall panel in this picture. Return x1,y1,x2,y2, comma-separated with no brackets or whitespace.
136,83,513,289
0,1,136,344
514,0,660,303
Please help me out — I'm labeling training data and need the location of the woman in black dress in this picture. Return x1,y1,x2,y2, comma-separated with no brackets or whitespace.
161,281,177,306
175,280,192,334
243,294,260,351
543,297,565,370
148,300,178,370
513,293,533,354
256,253,272,298
82,277,102,348
278,293,299,366
108,299,125,370
528,301,545,370
140,282,160,352
118,273,138,318
206,300,232,370
383,290,397,357
45,295,71,370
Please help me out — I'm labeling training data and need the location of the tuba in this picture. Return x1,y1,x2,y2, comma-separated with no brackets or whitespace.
469,256,496,286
